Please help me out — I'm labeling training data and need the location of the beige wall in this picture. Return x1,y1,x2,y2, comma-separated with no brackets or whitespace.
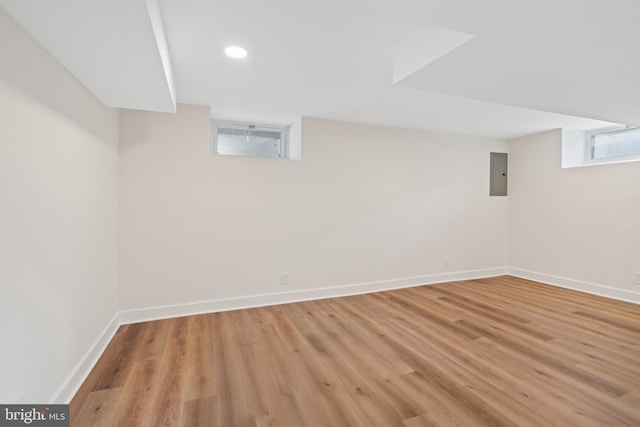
508,129,640,295
119,105,508,311
0,9,119,403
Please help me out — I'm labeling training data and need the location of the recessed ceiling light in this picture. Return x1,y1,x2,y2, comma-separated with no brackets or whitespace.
225,46,247,59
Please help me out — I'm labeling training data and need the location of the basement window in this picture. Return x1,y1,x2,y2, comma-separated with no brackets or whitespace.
214,121,287,159
562,126,640,168
589,126,640,162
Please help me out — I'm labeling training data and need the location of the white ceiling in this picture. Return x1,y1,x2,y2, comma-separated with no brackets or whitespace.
0,0,176,113
3,0,638,139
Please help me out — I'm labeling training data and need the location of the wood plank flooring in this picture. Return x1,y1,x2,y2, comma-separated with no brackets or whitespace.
70,276,640,426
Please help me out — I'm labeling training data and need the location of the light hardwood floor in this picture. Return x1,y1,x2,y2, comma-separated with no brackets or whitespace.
70,276,640,426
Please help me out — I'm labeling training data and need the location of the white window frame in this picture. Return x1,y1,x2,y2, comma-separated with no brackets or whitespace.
585,125,640,165
212,120,289,159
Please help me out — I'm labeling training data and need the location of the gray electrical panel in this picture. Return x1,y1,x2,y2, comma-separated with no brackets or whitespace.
490,152,508,196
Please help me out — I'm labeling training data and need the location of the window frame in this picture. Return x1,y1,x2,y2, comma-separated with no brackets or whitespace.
585,125,640,165
212,120,289,159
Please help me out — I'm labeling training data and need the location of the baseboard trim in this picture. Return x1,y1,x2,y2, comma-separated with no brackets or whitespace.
508,268,640,304
119,267,509,324
51,313,120,404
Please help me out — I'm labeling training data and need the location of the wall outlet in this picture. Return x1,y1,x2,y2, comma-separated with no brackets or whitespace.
281,272,289,286
634,272,640,285
444,258,451,268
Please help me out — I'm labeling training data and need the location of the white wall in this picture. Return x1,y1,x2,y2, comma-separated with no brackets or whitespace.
0,9,119,403
508,129,640,296
119,105,508,312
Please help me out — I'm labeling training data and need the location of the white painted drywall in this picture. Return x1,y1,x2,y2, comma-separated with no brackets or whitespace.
0,9,119,403
0,0,176,113
508,129,640,292
119,105,508,311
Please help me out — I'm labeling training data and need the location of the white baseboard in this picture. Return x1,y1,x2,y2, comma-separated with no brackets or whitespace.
51,313,120,404
119,267,509,324
508,268,640,304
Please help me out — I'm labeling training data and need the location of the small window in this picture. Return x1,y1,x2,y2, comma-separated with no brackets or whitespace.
590,126,640,161
214,121,287,159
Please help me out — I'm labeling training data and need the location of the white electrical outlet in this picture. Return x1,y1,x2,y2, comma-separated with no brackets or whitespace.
281,272,289,286
634,272,640,285
444,258,451,268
